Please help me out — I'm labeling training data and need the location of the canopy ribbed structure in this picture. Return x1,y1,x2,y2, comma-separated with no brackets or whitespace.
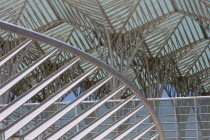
0,0,209,101
0,20,164,140
0,0,209,139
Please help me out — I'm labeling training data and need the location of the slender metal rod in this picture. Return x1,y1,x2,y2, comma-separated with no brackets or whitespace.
3,64,97,140
149,133,159,140
0,20,165,140
45,84,125,140
131,124,155,140
23,76,112,140
92,104,145,140
0,57,80,122
111,114,150,140
0,48,57,96
0,39,32,67
69,94,136,140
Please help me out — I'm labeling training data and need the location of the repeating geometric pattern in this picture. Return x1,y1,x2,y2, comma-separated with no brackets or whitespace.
0,20,164,139
0,0,209,139
0,0,209,102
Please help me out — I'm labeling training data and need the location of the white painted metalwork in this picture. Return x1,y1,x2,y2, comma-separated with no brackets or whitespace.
69,94,136,140
2,64,97,139
2,96,210,139
0,0,209,139
0,20,164,140
0,39,32,67
131,124,155,140
92,104,145,140
111,114,150,140
45,85,126,140
0,49,58,96
149,133,159,140
23,76,112,140
0,57,80,122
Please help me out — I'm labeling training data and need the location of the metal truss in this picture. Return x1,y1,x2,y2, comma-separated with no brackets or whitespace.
0,21,164,139
0,0,209,102
0,0,210,139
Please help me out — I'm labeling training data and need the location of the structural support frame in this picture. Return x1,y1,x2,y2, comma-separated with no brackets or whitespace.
0,20,164,140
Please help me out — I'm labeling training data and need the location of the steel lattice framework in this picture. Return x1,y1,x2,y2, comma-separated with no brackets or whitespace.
0,0,209,103
0,20,164,140
0,0,209,139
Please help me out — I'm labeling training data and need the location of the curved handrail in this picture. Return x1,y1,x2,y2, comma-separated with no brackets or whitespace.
0,20,165,140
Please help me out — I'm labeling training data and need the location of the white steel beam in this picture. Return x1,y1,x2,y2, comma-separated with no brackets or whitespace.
69,94,136,140
112,114,150,140
92,104,145,140
2,65,97,140
0,20,164,140
149,133,159,140
45,85,126,140
0,48,58,96
0,57,80,122
0,39,32,67
22,76,112,140
131,124,155,140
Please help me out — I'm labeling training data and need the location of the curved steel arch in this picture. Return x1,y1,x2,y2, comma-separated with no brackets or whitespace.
0,20,164,140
